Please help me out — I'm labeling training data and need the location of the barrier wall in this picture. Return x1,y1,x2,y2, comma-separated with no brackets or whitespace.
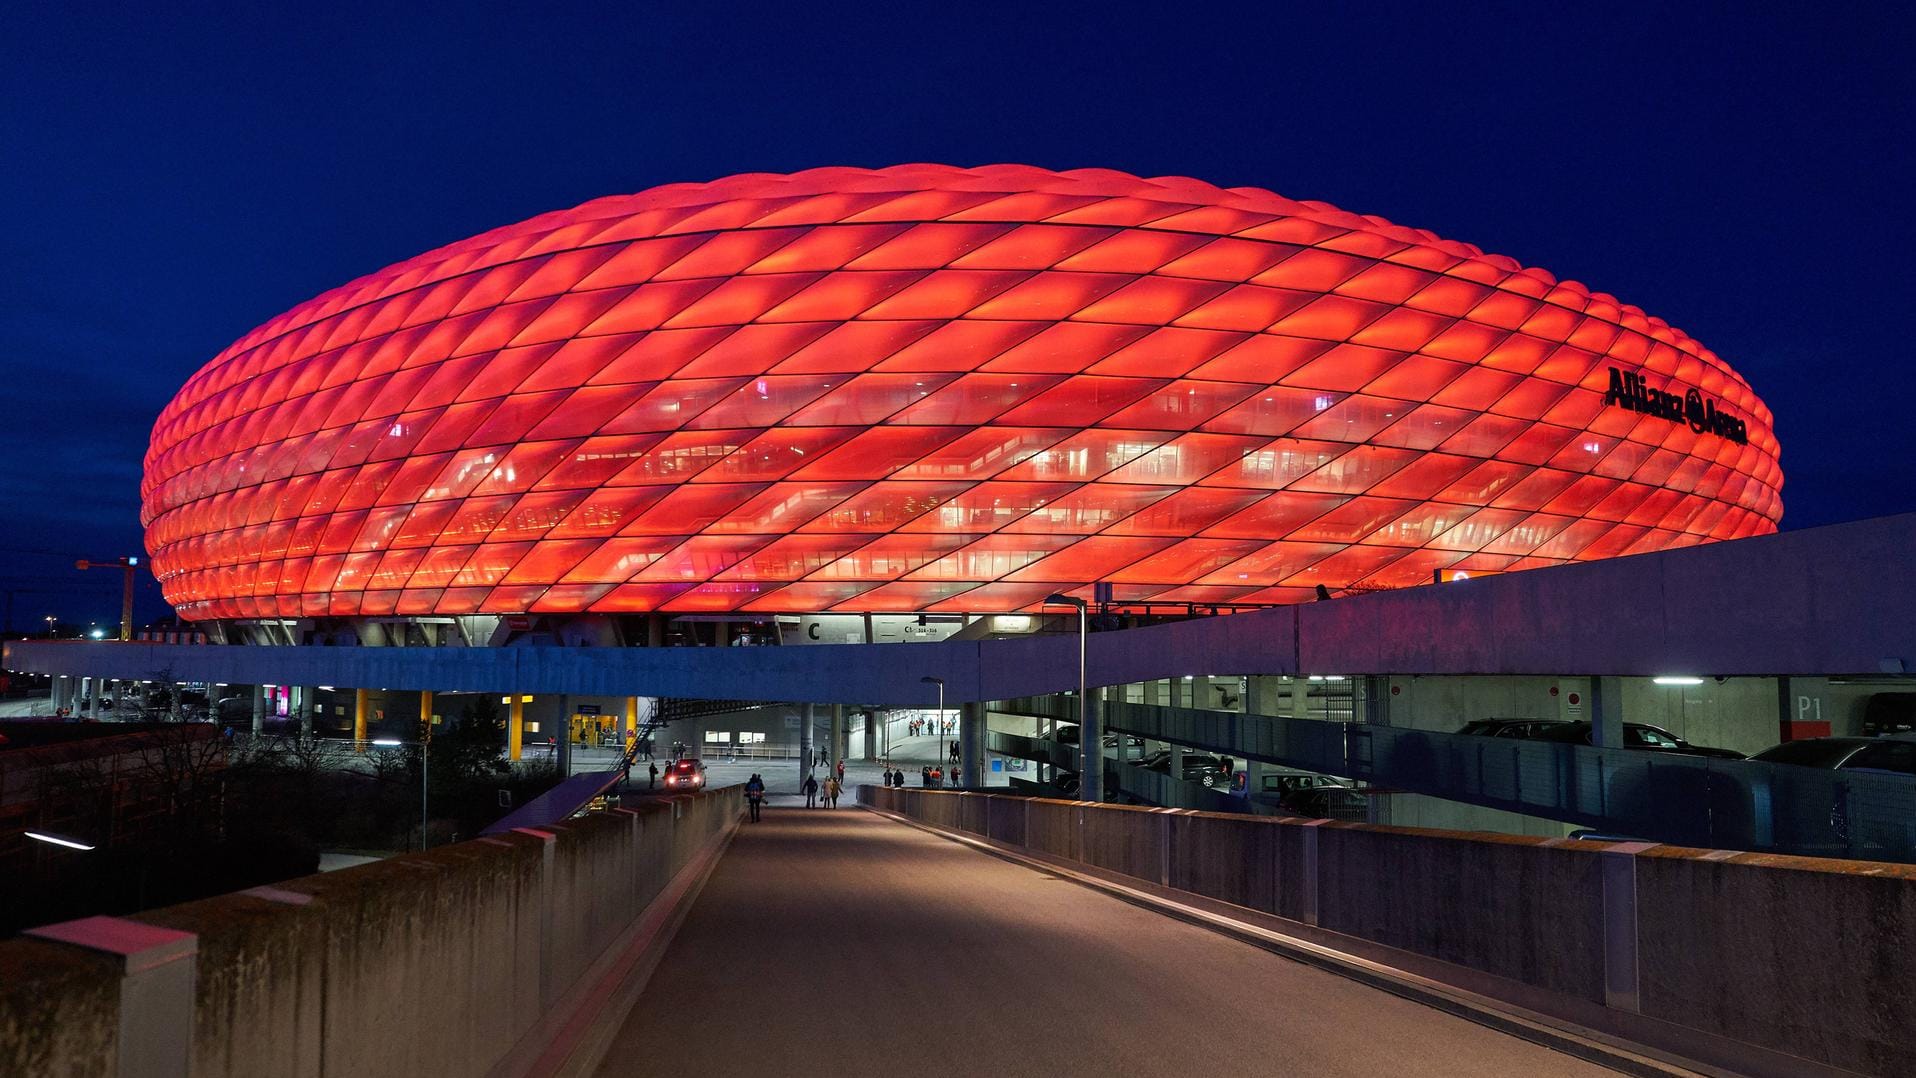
0,787,741,1078
860,786,1916,1078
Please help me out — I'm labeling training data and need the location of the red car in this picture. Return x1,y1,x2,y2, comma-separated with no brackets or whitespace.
662,758,706,790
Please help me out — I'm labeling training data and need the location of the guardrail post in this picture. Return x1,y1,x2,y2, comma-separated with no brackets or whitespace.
1601,842,1652,1012
1159,809,1173,886
514,827,559,1007
26,916,197,1078
1300,819,1329,927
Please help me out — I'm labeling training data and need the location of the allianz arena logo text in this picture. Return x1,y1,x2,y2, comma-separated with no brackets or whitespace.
1602,367,1749,445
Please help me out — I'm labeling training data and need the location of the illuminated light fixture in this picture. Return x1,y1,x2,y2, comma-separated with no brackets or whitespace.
1653,676,1704,686
140,166,1781,620
371,738,403,747
26,831,95,851
88,629,105,640
991,614,1034,633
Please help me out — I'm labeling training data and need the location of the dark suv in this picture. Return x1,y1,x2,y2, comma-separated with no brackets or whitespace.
1137,750,1226,786
1752,737,1916,775
1531,721,1742,759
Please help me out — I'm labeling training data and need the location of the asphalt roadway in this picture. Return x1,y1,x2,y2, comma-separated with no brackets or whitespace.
595,802,1618,1077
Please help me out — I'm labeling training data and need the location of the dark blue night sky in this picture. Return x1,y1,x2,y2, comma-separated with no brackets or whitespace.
3,3,1912,629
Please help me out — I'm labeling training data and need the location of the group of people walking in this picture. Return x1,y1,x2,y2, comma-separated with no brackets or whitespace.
876,765,956,788
907,717,953,737
801,771,843,808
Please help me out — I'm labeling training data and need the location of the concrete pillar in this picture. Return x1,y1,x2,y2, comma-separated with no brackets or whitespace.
557,693,573,776
862,708,878,761
295,686,312,737
1590,676,1624,748
798,702,815,784
251,684,265,735
1080,689,1104,803
25,916,198,1078
960,702,985,787
1144,678,1162,706
353,688,369,750
509,695,525,761
419,690,434,741
829,704,846,774
625,695,640,742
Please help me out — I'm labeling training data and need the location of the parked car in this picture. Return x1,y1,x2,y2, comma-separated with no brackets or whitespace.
1136,749,1226,786
1456,718,1571,738
1264,773,1361,817
1531,721,1743,758
1052,724,1080,745
1751,736,1916,776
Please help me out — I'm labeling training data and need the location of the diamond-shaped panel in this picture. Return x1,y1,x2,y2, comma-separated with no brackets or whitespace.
142,165,1783,620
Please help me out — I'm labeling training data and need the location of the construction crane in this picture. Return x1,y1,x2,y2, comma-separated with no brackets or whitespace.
74,556,141,641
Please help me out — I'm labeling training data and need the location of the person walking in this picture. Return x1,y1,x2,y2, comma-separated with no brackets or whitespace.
648,761,659,789
745,773,765,822
803,772,820,808
930,765,943,788
920,765,931,787
835,757,845,784
825,775,841,808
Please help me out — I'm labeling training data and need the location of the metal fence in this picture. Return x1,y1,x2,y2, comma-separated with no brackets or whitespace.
1072,699,1916,862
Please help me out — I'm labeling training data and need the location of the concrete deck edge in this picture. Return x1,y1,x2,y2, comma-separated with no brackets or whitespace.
486,807,743,1078
863,806,1866,1078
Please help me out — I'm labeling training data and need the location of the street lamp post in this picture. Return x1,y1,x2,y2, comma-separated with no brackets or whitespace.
1044,594,1096,802
920,676,945,782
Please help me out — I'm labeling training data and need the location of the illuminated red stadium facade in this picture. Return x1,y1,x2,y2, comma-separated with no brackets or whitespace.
142,165,1782,626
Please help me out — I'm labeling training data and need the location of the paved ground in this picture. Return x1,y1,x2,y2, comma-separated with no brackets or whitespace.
594,806,1615,1077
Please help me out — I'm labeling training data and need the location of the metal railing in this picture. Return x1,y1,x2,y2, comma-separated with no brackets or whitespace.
1087,699,1916,862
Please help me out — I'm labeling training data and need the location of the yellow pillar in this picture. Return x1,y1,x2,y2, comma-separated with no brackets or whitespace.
354,688,369,751
509,695,525,761
625,696,639,736
420,690,434,742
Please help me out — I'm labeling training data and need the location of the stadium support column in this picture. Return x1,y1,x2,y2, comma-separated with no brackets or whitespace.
420,690,434,740
1590,676,1624,749
557,693,572,777
798,703,815,785
625,696,639,743
251,685,265,735
863,708,878,761
829,704,845,775
509,695,525,761
1081,688,1104,803
353,688,369,750
960,702,985,787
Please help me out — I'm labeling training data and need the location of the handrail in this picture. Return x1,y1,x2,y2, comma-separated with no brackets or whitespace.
1093,699,1916,861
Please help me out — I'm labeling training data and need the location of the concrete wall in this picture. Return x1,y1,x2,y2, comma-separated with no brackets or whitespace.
0,788,741,1078
862,786,1916,1078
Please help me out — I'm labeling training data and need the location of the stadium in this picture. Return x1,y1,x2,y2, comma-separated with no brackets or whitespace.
138,164,1781,642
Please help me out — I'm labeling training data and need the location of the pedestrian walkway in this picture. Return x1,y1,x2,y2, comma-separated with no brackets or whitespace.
593,806,1613,1077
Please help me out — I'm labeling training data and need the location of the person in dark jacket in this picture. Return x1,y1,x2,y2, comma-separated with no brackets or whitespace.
745,774,766,822
803,772,820,808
